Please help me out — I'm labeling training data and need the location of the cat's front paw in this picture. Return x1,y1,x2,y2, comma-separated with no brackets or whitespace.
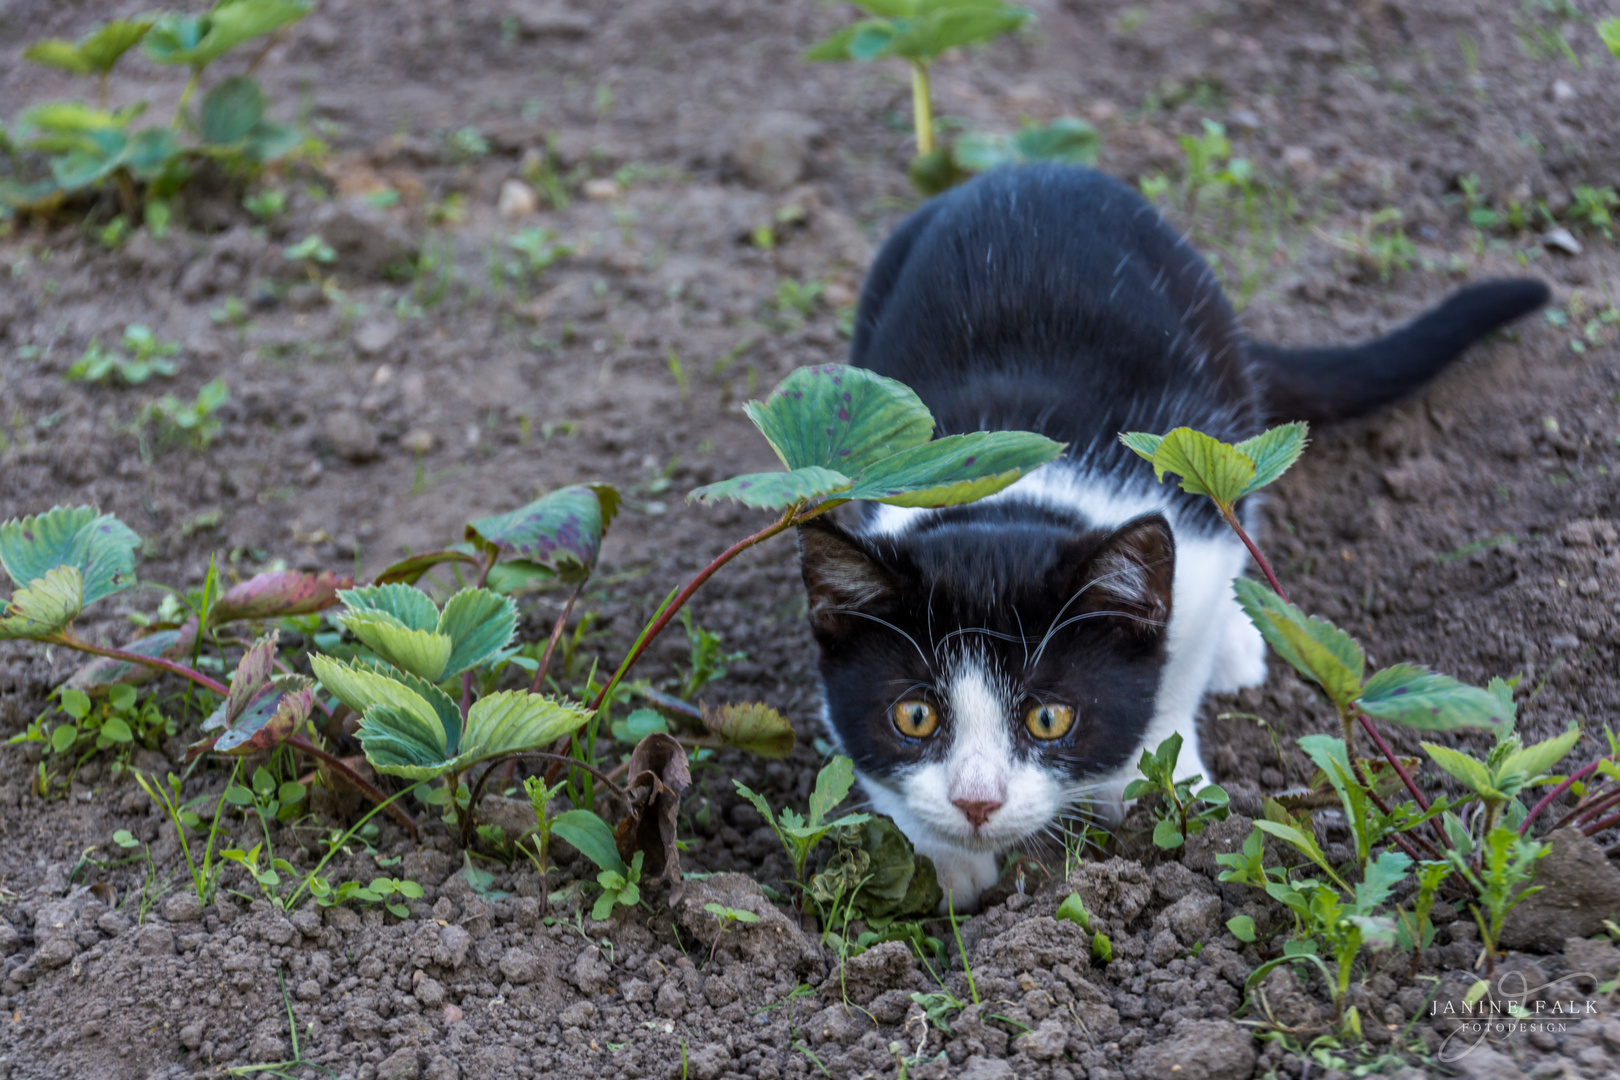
1208,605,1267,692
928,848,1000,913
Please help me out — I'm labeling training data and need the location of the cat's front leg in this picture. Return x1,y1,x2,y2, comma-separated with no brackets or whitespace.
916,841,1000,913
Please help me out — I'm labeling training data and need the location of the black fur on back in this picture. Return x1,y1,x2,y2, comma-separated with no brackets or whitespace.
848,165,1548,529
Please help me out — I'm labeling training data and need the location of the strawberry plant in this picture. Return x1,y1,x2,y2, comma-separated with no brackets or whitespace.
1,364,1061,910
1123,422,1616,978
804,2,1098,194
2,2,312,220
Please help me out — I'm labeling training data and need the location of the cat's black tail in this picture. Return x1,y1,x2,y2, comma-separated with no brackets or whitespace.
1247,279,1550,423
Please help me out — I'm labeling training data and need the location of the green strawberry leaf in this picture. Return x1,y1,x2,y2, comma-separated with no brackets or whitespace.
0,566,83,639
743,364,934,475
0,505,139,608
1233,577,1364,707
841,430,1065,507
1358,664,1508,732
688,467,852,509
465,484,620,584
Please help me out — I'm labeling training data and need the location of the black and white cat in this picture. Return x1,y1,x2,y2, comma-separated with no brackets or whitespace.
798,164,1547,909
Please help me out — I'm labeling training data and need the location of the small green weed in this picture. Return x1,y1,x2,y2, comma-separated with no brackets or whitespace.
65,325,179,385
145,377,229,450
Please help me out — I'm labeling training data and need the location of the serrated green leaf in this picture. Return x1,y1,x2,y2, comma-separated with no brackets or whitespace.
465,484,620,583
1500,726,1581,788
842,430,1065,507
1421,743,1501,799
338,583,439,632
743,365,935,475
0,505,139,608
355,705,456,779
1233,577,1364,706
552,809,628,876
0,566,83,639
199,74,265,144
1136,427,1255,509
1358,664,1507,732
687,467,851,509
311,654,446,757
1234,422,1308,497
703,702,795,759
1353,850,1412,916
341,613,453,681
436,588,518,678
459,690,591,766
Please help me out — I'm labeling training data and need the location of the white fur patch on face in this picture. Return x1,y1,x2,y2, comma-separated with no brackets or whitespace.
882,653,1069,865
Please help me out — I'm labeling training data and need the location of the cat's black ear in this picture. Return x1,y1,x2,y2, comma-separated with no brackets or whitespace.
1075,514,1175,632
798,518,899,639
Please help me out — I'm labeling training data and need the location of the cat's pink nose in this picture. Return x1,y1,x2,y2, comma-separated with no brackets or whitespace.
953,798,1002,828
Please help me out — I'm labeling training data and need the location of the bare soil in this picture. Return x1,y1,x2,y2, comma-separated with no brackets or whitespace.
2,1,1619,1078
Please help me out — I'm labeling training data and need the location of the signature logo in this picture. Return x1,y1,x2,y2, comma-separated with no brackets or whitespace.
1433,969,1605,1062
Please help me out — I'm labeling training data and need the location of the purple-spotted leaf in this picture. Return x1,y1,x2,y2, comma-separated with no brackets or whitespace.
210,569,350,625
1357,664,1505,732
465,484,620,584
370,547,483,587
688,466,851,509
227,631,280,720
0,505,139,609
212,675,314,754
702,702,796,759
841,430,1064,507
743,364,935,475
65,618,199,694
203,631,281,731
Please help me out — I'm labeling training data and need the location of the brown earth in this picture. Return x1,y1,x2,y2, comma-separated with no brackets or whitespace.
2,0,1619,1078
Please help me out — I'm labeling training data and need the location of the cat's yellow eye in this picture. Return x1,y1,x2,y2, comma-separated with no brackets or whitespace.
891,700,940,739
1025,703,1076,740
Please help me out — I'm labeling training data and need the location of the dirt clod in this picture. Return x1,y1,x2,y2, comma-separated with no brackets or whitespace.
1501,829,1620,950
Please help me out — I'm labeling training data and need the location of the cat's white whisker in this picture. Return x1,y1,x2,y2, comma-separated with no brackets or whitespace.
829,608,933,670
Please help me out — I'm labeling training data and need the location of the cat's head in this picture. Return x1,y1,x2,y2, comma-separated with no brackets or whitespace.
798,506,1174,854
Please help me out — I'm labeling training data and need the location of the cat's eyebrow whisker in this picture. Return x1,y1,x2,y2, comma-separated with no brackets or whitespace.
1013,607,1029,670
1028,562,1151,670
936,625,1027,648
1028,604,1165,670
829,608,933,670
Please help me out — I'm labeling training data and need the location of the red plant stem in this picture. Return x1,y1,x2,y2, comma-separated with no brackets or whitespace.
540,504,803,790
52,631,414,834
1220,506,1289,602
51,632,229,696
528,585,582,695
1522,759,1605,836
1551,782,1620,835
1581,810,1620,836
1357,715,1431,813
585,505,798,715
287,733,416,834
